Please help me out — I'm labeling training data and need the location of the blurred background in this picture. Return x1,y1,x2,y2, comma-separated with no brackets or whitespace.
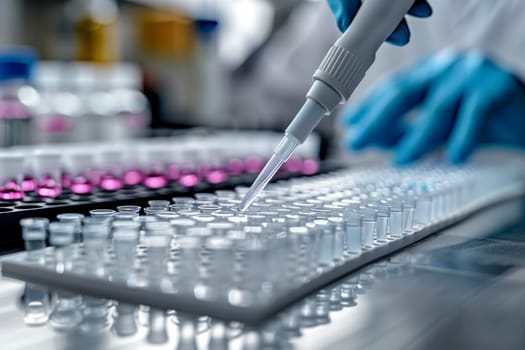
0,0,344,158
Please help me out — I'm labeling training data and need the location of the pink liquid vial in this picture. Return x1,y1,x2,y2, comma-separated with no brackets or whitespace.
99,174,123,191
123,169,143,186
245,156,265,174
284,156,303,173
0,179,24,200
21,175,36,192
70,175,93,194
205,167,228,184
178,171,200,187
143,171,168,189
227,158,244,175
302,159,320,175
36,175,62,198
167,163,180,181
61,172,72,188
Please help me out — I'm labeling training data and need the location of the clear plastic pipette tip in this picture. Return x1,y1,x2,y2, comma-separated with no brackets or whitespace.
239,135,299,212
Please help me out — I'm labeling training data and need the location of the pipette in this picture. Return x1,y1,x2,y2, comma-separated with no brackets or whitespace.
239,0,417,212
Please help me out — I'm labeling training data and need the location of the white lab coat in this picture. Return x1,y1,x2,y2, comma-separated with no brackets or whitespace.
232,0,525,156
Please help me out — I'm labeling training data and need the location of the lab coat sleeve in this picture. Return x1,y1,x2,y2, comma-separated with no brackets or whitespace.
452,0,525,81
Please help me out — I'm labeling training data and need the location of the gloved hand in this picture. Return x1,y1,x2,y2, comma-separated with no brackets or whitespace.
327,0,432,45
341,50,525,164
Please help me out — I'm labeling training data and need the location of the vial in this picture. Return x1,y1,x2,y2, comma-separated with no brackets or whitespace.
389,200,404,237
113,212,139,221
359,208,377,248
145,235,170,286
0,152,25,200
57,213,84,244
117,205,141,214
48,223,82,331
369,204,389,242
175,236,202,295
83,220,110,276
328,216,345,262
230,238,269,306
194,237,233,301
112,228,139,277
97,149,124,191
144,206,169,216
67,151,94,195
343,211,362,255
20,217,49,263
287,226,316,282
48,222,75,273
402,198,416,233
154,211,180,221
90,208,115,219
148,200,170,209
33,150,62,198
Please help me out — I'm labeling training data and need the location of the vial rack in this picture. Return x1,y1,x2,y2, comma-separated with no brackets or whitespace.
2,165,523,326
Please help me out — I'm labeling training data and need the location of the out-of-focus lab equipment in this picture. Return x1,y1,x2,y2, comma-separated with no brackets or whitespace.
0,1,523,350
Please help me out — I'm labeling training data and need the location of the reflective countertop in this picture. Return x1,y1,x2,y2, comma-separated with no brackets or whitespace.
2,197,525,350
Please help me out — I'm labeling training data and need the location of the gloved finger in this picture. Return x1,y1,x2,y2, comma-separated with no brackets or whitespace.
341,62,436,127
340,81,399,126
408,0,433,17
445,88,490,164
345,121,406,150
394,74,464,164
350,80,427,150
386,18,410,46
327,0,360,32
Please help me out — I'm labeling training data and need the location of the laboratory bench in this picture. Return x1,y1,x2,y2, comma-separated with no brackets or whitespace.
0,195,524,349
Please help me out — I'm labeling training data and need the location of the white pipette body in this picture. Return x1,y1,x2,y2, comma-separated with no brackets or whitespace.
239,0,417,212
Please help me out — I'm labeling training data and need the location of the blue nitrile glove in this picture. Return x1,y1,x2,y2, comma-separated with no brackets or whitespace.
327,0,432,45
341,50,525,164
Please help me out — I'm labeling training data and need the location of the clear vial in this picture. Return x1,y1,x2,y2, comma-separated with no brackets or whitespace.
145,235,170,285
154,211,180,221
48,222,82,331
313,219,335,270
113,212,139,221
82,221,109,276
343,211,362,255
359,208,377,248
194,237,233,301
230,238,268,307
90,208,115,219
146,308,169,344
112,228,139,278
389,200,404,237
57,213,84,244
170,218,197,236
287,226,316,282
175,236,202,295
148,200,170,209
371,205,389,242
144,206,169,216
112,302,138,337
328,216,345,262
144,221,173,237
402,198,416,233
24,283,50,327
20,217,49,264
117,205,141,214
414,193,432,226
48,222,75,273
207,222,235,237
